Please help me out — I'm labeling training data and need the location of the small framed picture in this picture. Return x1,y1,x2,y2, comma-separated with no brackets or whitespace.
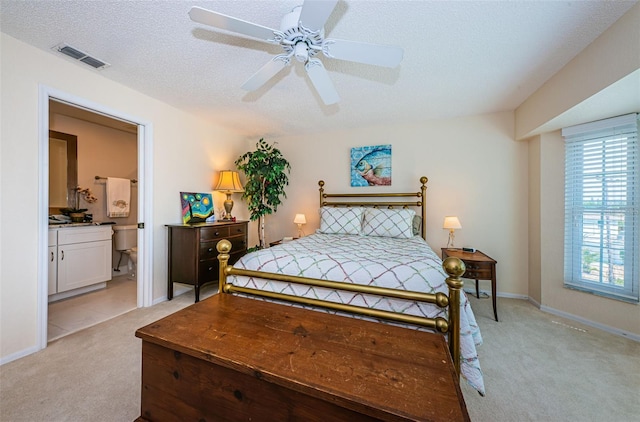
350,144,392,186
180,192,214,224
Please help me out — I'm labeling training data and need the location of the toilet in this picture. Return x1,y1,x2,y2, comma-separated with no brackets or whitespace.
113,225,137,277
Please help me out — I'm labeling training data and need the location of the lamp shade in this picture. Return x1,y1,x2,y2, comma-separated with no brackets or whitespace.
214,170,244,193
293,214,307,225
443,216,462,230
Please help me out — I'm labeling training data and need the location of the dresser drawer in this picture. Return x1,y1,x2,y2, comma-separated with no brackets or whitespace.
228,223,247,237
198,250,245,282
200,237,246,261
200,226,230,241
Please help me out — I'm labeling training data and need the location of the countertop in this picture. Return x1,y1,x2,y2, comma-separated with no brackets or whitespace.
48,221,116,229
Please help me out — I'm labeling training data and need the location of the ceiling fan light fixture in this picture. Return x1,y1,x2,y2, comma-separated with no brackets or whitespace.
294,42,309,63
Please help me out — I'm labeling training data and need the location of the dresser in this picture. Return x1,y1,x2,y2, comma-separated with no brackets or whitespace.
166,220,248,302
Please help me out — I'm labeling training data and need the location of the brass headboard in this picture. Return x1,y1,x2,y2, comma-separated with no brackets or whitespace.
318,176,428,240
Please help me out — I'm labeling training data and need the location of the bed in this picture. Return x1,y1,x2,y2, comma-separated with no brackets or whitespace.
216,177,485,396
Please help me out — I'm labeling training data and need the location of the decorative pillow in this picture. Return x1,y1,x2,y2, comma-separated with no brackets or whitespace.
318,207,363,235
362,208,416,239
413,215,422,236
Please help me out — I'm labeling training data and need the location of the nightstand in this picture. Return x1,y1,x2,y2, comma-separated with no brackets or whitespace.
442,248,498,321
269,237,299,247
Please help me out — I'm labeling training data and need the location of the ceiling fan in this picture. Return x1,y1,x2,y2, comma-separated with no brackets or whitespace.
189,1,404,105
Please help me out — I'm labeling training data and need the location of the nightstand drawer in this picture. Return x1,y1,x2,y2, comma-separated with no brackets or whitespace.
464,262,493,279
463,268,492,280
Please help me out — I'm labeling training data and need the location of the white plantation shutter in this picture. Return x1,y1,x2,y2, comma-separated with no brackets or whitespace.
563,113,639,302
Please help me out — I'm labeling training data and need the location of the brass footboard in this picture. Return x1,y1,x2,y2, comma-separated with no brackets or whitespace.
216,239,466,376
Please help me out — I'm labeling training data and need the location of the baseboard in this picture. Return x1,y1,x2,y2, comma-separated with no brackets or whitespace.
0,344,40,366
538,304,640,342
472,291,639,342
464,289,528,300
48,282,107,303
153,284,194,306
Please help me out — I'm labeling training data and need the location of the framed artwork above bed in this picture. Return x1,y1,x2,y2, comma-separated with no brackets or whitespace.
350,144,391,187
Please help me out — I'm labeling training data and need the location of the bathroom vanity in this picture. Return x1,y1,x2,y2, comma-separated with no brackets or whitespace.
48,225,113,302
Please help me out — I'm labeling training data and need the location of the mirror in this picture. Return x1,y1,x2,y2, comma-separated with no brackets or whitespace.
49,130,78,210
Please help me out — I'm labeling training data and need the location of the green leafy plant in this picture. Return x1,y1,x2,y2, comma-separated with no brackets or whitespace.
235,139,291,250
582,248,598,273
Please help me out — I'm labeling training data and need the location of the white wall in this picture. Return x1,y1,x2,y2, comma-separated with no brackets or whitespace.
259,112,530,298
518,3,640,338
527,136,542,303
0,33,247,362
515,2,640,139
50,114,138,225
534,131,639,337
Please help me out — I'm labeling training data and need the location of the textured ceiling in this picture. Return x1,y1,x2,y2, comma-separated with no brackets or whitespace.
1,0,637,138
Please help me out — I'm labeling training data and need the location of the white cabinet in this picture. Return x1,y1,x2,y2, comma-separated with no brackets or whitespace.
49,226,113,299
48,230,57,295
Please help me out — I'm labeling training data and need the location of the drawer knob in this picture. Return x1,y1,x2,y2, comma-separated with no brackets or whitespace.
215,232,220,236
208,248,213,252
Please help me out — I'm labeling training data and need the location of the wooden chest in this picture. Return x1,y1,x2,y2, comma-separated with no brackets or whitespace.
135,294,469,421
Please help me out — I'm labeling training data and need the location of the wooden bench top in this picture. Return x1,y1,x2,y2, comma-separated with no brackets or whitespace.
135,294,469,421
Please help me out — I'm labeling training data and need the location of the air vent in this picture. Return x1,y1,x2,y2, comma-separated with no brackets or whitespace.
52,43,110,70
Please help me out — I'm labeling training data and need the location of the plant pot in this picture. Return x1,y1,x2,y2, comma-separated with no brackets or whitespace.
70,212,86,223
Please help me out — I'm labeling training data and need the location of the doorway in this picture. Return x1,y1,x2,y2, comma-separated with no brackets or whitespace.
38,86,153,350
48,100,137,341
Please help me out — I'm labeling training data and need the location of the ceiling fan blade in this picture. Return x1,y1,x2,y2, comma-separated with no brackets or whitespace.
189,6,278,42
298,0,338,32
241,56,290,91
323,38,404,68
305,58,340,105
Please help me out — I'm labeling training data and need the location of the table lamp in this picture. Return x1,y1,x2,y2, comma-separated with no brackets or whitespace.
214,170,244,220
294,213,306,237
443,216,462,249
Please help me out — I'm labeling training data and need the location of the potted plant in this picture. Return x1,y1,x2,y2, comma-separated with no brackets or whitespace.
61,186,98,222
235,139,291,250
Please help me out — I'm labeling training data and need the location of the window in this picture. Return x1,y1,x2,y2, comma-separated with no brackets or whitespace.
562,113,639,303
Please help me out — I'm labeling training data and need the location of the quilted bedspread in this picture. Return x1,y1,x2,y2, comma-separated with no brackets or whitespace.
229,233,485,395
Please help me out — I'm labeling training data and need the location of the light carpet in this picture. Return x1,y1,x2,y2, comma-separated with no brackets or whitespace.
1,287,638,421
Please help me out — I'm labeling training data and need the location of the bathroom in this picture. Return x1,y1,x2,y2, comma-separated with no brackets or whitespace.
48,100,139,341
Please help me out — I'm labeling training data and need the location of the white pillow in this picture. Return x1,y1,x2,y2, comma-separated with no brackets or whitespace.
362,208,416,239
318,207,363,235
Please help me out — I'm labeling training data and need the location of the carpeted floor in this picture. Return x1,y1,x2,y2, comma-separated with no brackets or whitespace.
460,295,640,421
1,287,638,421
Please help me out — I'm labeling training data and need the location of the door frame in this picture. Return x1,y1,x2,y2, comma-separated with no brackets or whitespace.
37,85,154,350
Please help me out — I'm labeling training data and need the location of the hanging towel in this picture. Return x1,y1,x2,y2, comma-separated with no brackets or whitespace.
107,177,130,218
